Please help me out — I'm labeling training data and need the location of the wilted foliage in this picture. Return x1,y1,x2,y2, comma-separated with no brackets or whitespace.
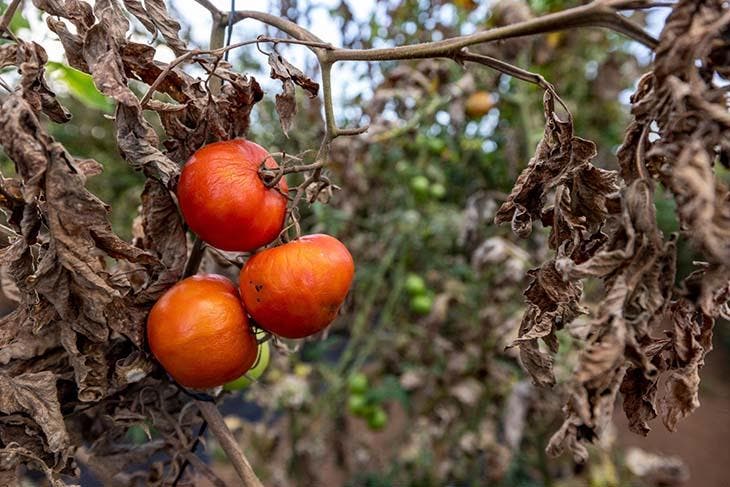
497,0,730,463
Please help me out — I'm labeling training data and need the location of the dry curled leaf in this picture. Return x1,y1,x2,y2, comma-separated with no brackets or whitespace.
122,0,187,56
268,50,320,135
0,372,68,454
502,0,730,462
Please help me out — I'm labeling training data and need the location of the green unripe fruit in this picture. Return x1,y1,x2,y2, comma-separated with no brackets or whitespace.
367,406,388,430
429,183,446,199
348,372,369,394
427,138,445,154
404,274,427,296
410,175,430,197
223,340,270,391
410,294,433,315
348,394,369,416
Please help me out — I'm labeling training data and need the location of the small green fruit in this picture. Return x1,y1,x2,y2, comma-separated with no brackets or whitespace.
348,394,369,416
395,161,410,174
347,372,369,394
404,274,427,296
367,406,388,430
223,340,271,391
427,138,445,154
410,175,430,197
429,183,446,199
410,294,433,315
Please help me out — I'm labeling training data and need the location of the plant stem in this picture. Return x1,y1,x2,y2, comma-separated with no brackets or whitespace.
196,400,263,487
0,0,22,40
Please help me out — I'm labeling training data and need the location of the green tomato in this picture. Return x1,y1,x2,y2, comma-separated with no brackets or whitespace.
427,138,445,154
125,424,149,445
410,175,430,197
367,406,388,431
410,294,433,315
223,340,271,391
429,183,446,199
347,372,369,394
395,160,410,174
404,273,427,296
347,394,369,416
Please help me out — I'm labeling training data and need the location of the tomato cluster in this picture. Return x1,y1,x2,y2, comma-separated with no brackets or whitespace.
146,140,355,390
347,373,388,431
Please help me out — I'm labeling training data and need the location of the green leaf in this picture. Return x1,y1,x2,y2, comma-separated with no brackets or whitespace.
46,61,113,112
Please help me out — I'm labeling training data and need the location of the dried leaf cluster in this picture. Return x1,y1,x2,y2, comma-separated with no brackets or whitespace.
496,0,729,462
0,0,271,483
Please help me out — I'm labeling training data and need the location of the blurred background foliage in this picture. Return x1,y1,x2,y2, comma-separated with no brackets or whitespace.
1,0,728,486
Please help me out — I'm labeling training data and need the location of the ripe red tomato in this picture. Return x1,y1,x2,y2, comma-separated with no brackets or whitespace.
146,274,258,389
239,234,355,339
177,139,289,252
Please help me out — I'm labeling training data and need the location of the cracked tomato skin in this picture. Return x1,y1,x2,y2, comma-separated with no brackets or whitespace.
177,139,288,252
146,274,258,389
240,234,355,339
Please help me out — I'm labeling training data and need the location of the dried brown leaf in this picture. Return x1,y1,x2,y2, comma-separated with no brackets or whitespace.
268,51,319,136
122,0,187,56
0,372,69,453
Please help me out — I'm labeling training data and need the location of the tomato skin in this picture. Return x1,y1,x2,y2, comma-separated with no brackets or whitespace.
465,91,494,118
146,274,258,389
240,234,355,339
177,140,288,252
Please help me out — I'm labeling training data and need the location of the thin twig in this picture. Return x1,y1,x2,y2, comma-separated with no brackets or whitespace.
0,75,13,92
456,49,572,121
182,238,206,278
232,9,325,45
234,0,658,65
0,0,22,39
196,400,263,487
260,160,324,188
171,421,208,487
326,1,658,60
139,36,332,107
192,0,221,17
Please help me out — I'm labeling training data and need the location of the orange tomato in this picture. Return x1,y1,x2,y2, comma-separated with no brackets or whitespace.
146,274,258,389
177,139,288,252
239,234,355,339
465,91,495,118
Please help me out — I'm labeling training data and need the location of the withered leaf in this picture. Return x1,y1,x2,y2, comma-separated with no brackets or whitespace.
660,299,714,431
2,40,72,124
135,178,186,301
268,51,319,136
621,366,659,436
60,328,109,402
0,307,58,366
0,371,69,453
121,0,187,56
